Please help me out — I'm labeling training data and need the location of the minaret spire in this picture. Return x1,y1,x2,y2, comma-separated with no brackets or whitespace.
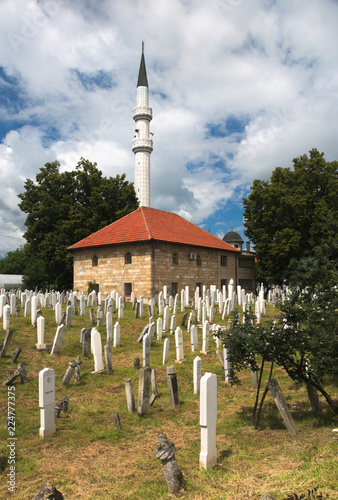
132,43,153,207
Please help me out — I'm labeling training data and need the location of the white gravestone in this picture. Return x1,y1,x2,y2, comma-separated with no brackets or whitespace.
3,304,10,330
163,306,169,330
91,328,104,372
10,294,16,316
66,305,72,327
199,372,217,469
36,316,47,350
55,302,61,324
201,321,210,354
193,356,202,395
175,327,185,363
163,338,169,365
156,317,163,341
31,295,38,326
39,368,56,438
113,322,120,348
170,314,176,334
0,294,6,318
190,325,198,351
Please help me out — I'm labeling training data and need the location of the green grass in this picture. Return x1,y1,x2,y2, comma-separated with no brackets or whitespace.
0,301,337,499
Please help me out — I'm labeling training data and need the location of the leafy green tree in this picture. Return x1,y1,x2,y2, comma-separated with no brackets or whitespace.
0,245,30,274
18,159,139,290
243,149,338,285
218,246,338,416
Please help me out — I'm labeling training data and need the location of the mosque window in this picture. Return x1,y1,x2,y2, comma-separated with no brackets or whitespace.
125,252,132,264
220,255,227,267
92,255,98,267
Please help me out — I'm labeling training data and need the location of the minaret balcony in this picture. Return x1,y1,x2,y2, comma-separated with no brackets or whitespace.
132,138,153,153
133,106,153,121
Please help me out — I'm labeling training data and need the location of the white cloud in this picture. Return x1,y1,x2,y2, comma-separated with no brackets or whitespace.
0,0,337,256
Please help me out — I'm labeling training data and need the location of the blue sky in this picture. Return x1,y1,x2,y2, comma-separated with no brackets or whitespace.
0,0,338,257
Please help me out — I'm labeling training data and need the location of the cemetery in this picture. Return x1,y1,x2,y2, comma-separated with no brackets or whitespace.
0,285,337,499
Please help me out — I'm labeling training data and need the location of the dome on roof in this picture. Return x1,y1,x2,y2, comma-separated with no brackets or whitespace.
222,230,243,243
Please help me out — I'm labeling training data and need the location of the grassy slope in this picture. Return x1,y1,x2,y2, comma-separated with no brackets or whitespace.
0,302,337,500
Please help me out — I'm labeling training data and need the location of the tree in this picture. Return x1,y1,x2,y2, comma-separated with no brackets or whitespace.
0,245,30,274
243,149,338,284
218,245,338,416
18,159,139,290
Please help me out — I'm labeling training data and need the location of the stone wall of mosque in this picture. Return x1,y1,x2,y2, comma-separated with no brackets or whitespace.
71,241,255,302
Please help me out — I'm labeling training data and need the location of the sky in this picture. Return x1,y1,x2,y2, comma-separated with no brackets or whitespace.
0,0,338,257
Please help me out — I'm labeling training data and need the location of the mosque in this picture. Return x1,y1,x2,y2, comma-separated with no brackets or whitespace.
68,46,255,300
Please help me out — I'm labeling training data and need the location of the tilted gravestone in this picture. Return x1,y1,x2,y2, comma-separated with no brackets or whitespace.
268,379,297,435
155,433,185,495
166,366,179,408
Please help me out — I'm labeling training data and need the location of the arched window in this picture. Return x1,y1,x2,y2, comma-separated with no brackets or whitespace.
196,255,201,267
125,252,132,264
92,255,98,267
172,253,178,265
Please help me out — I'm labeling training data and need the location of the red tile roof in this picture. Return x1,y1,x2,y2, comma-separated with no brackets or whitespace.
67,207,239,253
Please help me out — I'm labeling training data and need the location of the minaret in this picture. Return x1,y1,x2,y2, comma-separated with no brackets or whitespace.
132,42,153,207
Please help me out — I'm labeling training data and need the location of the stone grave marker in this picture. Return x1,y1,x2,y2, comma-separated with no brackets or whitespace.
150,368,158,406
190,325,198,352
268,379,297,435
163,338,169,365
74,356,82,382
157,317,163,341
112,412,122,429
89,308,96,326
82,329,90,358
55,302,61,325
31,296,38,327
50,324,65,355
142,333,151,367
166,366,179,408
193,356,202,395
137,366,151,417
39,368,56,439
0,328,13,357
62,360,78,385
170,315,176,335
113,322,120,348
155,433,185,496
36,316,47,350
175,327,185,363
3,304,10,331
104,343,113,374
106,311,113,342
97,305,103,327
11,347,21,363
125,379,136,413
223,348,231,383
199,372,217,469
91,328,104,373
